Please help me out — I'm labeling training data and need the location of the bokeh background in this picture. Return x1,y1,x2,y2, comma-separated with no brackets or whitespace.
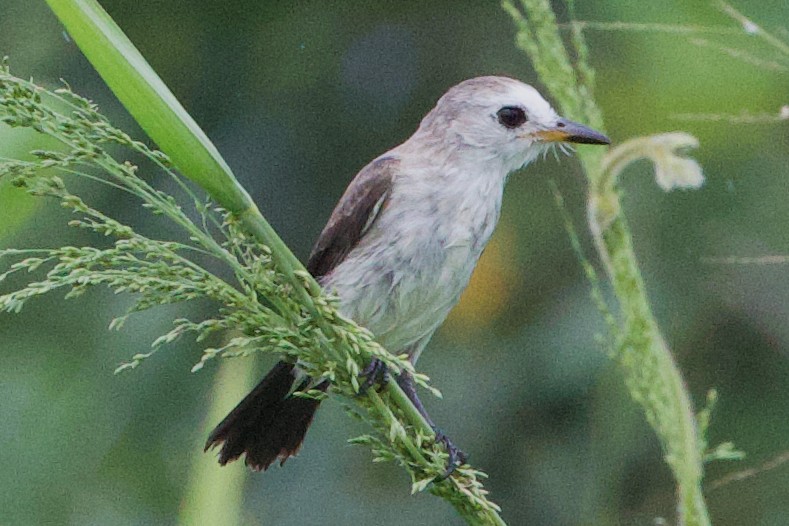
1,1,788,525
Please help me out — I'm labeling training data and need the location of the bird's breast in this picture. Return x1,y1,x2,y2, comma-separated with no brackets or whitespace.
325,168,504,353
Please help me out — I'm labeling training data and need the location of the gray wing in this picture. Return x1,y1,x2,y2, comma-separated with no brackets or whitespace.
307,157,398,280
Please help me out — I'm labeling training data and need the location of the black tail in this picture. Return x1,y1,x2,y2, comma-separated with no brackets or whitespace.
204,361,328,471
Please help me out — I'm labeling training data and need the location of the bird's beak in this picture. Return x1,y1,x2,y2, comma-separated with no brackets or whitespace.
535,119,610,145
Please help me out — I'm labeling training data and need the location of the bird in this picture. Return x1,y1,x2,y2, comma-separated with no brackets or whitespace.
204,76,610,472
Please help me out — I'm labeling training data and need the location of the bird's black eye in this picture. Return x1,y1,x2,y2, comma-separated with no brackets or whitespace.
496,106,528,129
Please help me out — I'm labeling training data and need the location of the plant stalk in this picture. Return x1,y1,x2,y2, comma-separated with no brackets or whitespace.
505,1,710,524
43,1,505,523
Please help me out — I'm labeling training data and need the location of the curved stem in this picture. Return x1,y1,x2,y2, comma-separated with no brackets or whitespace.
505,1,710,524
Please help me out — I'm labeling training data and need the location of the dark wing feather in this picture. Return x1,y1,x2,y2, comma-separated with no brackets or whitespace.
307,157,398,280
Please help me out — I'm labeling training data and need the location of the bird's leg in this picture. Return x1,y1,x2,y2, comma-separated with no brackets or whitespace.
360,358,390,392
396,371,468,477
359,359,467,476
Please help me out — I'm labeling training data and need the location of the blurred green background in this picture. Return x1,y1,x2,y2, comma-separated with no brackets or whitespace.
1,1,788,525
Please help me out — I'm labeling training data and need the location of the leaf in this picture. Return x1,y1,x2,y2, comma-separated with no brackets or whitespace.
44,0,252,213
411,477,433,494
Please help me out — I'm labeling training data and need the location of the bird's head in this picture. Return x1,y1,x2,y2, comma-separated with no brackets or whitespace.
415,76,610,173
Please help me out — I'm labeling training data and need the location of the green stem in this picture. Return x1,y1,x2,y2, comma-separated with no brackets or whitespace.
366,388,431,466
585,165,709,526
505,1,710,524
179,357,254,526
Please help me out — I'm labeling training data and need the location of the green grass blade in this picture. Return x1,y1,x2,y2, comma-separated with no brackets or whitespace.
44,0,252,213
43,0,318,300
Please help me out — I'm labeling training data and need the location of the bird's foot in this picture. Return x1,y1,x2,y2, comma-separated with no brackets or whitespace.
360,358,390,393
433,428,468,480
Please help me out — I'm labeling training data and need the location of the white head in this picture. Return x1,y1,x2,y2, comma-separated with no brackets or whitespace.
411,76,609,173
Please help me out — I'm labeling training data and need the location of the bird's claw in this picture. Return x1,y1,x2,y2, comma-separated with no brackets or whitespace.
362,364,466,480
359,358,390,393
434,428,468,480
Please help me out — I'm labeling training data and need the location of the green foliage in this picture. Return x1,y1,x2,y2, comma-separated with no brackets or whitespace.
502,1,749,525
0,1,785,524
36,10,509,523
0,63,504,525
43,0,250,212
179,359,257,526
0,68,304,373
